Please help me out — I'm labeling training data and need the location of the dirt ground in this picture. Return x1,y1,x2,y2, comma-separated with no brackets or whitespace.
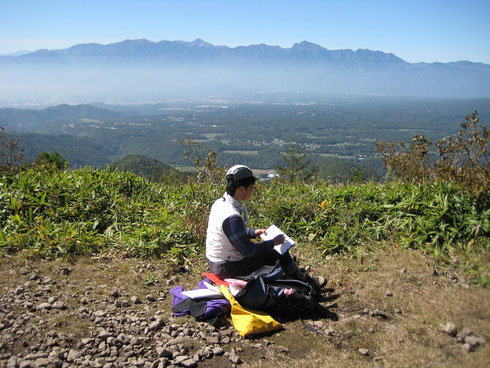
1,244,489,367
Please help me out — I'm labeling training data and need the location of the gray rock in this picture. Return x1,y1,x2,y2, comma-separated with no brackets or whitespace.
35,302,52,311
110,290,119,298
32,358,50,367
465,335,486,348
206,336,219,344
156,347,173,358
212,346,225,356
462,343,472,352
130,336,141,345
130,296,142,304
442,322,457,336
93,310,106,318
456,327,473,342
98,330,112,340
181,358,197,368
51,301,66,310
116,333,130,345
79,338,93,347
229,351,242,364
7,356,18,368
173,356,189,365
115,299,129,308
149,319,164,331
359,348,370,356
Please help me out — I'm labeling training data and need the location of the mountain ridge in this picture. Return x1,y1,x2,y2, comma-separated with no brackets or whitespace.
1,39,489,99
0,38,417,66
3,38,486,66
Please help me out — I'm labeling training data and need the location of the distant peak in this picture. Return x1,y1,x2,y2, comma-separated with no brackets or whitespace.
190,39,213,47
291,41,325,51
175,39,214,47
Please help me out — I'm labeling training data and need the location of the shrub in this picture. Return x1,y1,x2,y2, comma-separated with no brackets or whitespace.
376,111,489,197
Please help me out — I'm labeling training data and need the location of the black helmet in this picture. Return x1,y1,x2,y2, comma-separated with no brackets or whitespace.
226,165,256,182
225,165,257,195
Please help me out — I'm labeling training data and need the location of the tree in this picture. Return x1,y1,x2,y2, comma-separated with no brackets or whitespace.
179,137,224,183
276,141,318,182
0,126,24,174
35,152,68,170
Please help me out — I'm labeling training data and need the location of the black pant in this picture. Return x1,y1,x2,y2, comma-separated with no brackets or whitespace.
207,249,296,279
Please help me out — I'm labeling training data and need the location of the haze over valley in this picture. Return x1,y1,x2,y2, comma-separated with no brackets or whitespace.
1,39,490,106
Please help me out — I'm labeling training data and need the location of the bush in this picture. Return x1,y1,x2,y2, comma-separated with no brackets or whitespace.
376,111,489,197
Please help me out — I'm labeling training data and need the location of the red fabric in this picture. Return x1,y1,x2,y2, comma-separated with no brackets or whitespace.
202,272,230,287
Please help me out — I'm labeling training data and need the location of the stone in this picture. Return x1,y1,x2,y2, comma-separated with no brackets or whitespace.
313,320,325,329
35,302,52,311
462,343,472,352
110,290,119,298
442,322,457,336
465,335,486,348
115,299,129,307
80,338,93,347
173,356,189,365
456,327,473,342
181,358,197,368
130,336,141,345
229,351,242,364
98,330,112,340
156,347,172,358
212,346,225,356
130,296,142,304
359,348,370,356
51,301,66,310
7,356,18,368
149,319,164,331
93,310,106,318
32,358,50,367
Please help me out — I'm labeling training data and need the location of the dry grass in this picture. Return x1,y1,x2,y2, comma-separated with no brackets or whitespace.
1,244,489,367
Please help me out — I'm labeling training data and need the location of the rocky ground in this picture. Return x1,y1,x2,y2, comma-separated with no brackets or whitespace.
0,246,488,368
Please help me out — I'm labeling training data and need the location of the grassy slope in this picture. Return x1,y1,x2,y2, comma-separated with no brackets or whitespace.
0,166,488,282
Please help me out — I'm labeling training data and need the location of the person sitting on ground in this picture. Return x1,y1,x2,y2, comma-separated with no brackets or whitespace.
205,164,327,290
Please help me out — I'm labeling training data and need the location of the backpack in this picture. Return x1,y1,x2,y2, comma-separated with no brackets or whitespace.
233,264,327,322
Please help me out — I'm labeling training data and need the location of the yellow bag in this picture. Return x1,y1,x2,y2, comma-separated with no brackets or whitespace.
220,285,283,338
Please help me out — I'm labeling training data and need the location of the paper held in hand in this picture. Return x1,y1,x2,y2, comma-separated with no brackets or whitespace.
260,225,296,255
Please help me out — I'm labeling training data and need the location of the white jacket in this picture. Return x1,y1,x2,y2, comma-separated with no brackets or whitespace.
206,193,249,263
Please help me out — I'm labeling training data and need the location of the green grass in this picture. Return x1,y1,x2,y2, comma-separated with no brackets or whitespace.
0,166,488,282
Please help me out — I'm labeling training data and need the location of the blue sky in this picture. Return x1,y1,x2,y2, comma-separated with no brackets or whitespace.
1,0,489,63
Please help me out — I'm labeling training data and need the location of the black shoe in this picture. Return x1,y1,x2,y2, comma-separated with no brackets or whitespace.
295,268,328,290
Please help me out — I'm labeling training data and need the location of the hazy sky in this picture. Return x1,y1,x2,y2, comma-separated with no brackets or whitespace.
1,0,489,63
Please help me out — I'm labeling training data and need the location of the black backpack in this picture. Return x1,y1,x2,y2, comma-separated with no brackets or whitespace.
234,264,335,322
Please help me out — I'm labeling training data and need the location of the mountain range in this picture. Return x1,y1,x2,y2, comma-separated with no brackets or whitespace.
1,39,489,101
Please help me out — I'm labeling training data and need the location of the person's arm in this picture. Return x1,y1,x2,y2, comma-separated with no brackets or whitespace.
223,215,283,257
